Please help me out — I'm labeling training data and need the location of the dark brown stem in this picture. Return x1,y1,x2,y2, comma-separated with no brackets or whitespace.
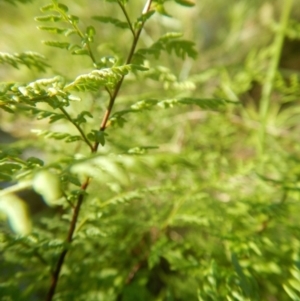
45,178,90,301
45,1,153,300
93,0,153,151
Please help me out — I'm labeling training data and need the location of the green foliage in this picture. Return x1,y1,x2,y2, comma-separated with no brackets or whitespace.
0,51,49,71
92,15,130,29
3,0,32,4
1,0,300,300
136,32,198,60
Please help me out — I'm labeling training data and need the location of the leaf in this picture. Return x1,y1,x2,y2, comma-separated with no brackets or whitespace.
64,29,77,37
92,16,129,29
33,130,83,143
87,130,106,146
32,170,62,206
0,172,12,181
153,3,172,17
137,32,198,59
35,15,61,22
61,172,81,186
0,162,22,175
0,51,49,71
65,135,82,143
71,155,129,185
283,284,300,301
40,3,56,12
165,39,198,59
56,3,68,13
26,157,44,168
127,146,159,155
130,99,158,110
49,113,66,123
0,105,14,114
130,64,149,72
109,110,131,128
134,11,156,30
38,26,67,34
148,237,169,269
174,0,195,7
86,26,96,42
64,66,133,91
27,109,65,124
0,148,21,160
231,253,252,297
68,14,79,24
130,97,234,111
0,194,32,235
72,49,89,56
174,97,234,108
4,0,32,4
75,111,93,125
43,40,70,49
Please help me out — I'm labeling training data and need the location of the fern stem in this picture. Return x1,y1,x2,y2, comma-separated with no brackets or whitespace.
118,1,136,38
59,107,94,151
45,177,90,301
46,1,153,300
94,0,153,146
56,2,98,66
258,0,293,161
71,21,97,66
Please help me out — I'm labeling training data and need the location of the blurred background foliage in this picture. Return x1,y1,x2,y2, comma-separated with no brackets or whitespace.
1,0,300,300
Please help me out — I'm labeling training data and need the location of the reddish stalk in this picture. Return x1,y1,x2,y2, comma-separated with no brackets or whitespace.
45,1,153,300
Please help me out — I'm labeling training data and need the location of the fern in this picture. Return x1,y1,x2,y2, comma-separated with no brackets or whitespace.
1,1,300,301
0,52,49,71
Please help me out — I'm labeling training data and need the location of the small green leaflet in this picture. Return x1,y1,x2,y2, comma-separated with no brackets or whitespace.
130,97,235,111
38,26,68,34
35,15,62,22
42,41,69,49
33,130,83,143
40,2,68,13
137,32,198,59
174,0,195,7
92,16,129,29
109,98,235,128
87,130,107,146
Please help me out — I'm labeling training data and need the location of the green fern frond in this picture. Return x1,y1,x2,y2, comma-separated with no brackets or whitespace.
0,51,49,71
136,32,197,59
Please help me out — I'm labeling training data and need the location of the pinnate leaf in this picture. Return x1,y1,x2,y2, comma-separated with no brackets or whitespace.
0,51,49,71
65,65,135,91
174,0,195,7
43,40,70,49
137,32,197,59
87,130,106,146
92,16,129,29
38,26,67,34
35,14,61,22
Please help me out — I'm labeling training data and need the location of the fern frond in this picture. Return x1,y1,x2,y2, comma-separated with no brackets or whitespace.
64,65,147,91
0,51,49,71
136,32,198,59
92,16,129,29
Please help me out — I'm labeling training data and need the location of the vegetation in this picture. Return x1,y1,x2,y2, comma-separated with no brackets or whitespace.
1,0,300,300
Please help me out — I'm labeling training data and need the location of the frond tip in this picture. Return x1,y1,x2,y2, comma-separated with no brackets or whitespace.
0,51,49,71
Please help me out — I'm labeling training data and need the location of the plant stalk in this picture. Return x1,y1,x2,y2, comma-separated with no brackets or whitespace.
45,1,153,300
258,0,293,162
